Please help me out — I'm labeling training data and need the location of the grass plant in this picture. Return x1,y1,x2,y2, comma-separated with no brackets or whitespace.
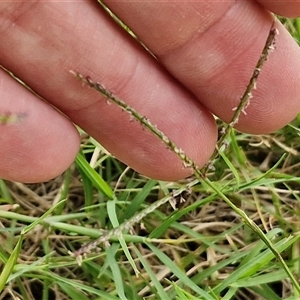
1,10,300,300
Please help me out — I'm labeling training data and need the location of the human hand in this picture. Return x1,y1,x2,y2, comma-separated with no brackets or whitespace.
0,1,300,183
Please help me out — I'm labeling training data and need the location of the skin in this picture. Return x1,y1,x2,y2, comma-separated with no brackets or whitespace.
0,1,300,183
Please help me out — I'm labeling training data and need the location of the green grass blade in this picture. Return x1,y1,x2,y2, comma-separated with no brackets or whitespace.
0,200,66,292
0,179,13,203
147,243,215,300
0,235,23,292
233,269,287,288
105,246,127,300
219,149,240,186
250,284,282,300
58,282,90,300
120,179,157,222
134,245,169,299
106,199,139,275
212,235,299,294
22,199,66,235
75,151,114,199
77,162,95,213
43,271,120,299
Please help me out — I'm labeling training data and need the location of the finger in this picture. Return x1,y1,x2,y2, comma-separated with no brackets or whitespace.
256,0,300,17
0,68,80,183
0,2,217,181
106,1,300,134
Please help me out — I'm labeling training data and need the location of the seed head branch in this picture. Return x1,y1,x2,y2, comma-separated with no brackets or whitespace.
230,24,278,128
70,71,205,180
70,179,198,264
206,22,278,171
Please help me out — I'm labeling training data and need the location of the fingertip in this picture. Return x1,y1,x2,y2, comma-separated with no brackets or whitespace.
0,113,80,183
0,71,80,183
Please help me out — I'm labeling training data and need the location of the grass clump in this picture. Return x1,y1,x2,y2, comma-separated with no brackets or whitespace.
0,13,300,300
